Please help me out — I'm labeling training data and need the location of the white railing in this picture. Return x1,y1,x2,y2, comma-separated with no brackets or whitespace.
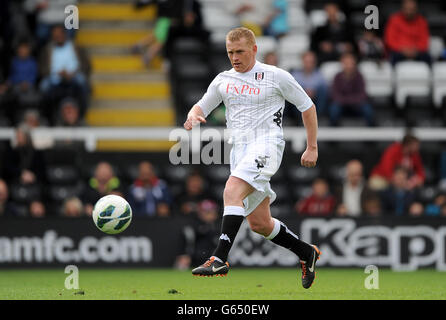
0,127,445,152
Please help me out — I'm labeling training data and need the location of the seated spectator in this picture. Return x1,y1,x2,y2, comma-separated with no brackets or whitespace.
127,161,172,217
263,0,289,38
328,53,374,126
357,30,385,62
132,0,194,66
29,200,46,218
380,166,417,216
408,201,424,217
296,178,336,216
291,51,328,116
384,0,431,65
335,159,377,217
8,39,41,114
163,0,210,62
3,126,46,186
310,2,355,64
177,172,214,216
0,179,19,217
20,109,42,129
39,25,90,120
225,0,272,36
425,193,446,217
131,20,170,67
55,97,85,126
82,162,121,216
9,39,38,86
363,195,382,217
264,51,278,66
369,133,425,191
62,197,84,218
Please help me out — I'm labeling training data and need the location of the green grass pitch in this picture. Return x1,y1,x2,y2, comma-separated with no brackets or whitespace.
0,268,445,300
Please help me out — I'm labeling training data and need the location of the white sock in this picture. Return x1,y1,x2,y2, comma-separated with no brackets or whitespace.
265,218,281,240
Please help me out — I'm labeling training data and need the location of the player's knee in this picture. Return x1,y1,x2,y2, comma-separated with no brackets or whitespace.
223,180,246,205
248,219,269,236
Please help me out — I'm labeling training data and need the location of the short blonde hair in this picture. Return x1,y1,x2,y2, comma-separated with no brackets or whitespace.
226,27,256,46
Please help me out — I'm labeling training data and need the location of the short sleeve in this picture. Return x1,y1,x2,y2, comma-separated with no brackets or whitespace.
277,68,314,112
196,75,223,117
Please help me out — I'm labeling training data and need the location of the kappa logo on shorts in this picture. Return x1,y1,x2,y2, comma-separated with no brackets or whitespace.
255,72,264,81
254,155,270,179
255,155,269,169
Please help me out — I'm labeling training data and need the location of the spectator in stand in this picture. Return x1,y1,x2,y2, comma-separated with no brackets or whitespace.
20,109,42,129
132,0,199,66
225,0,272,36
177,172,214,216
328,53,375,126
380,166,417,216
39,25,90,120
408,201,424,217
363,194,382,217
127,161,172,217
263,51,279,66
131,21,170,67
369,133,425,191
82,162,121,216
29,200,46,218
8,39,41,113
9,40,38,87
0,179,19,217
425,193,446,217
163,0,210,62
2,126,46,186
310,2,355,64
384,0,431,65
291,51,328,117
296,178,336,216
61,197,84,217
0,40,40,124
263,0,289,39
55,97,85,126
357,30,385,62
335,159,377,217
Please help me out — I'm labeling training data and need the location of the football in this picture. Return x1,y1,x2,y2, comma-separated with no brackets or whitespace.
92,195,132,234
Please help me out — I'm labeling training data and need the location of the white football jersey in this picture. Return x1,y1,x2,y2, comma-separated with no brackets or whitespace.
197,60,313,143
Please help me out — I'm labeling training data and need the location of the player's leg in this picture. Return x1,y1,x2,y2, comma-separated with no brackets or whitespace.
192,176,254,277
246,197,313,260
212,176,254,260
246,197,321,289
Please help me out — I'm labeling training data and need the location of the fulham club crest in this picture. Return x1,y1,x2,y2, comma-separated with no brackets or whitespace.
255,72,264,81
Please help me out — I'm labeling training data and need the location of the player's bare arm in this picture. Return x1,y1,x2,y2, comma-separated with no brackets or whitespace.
301,104,318,168
184,105,206,130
